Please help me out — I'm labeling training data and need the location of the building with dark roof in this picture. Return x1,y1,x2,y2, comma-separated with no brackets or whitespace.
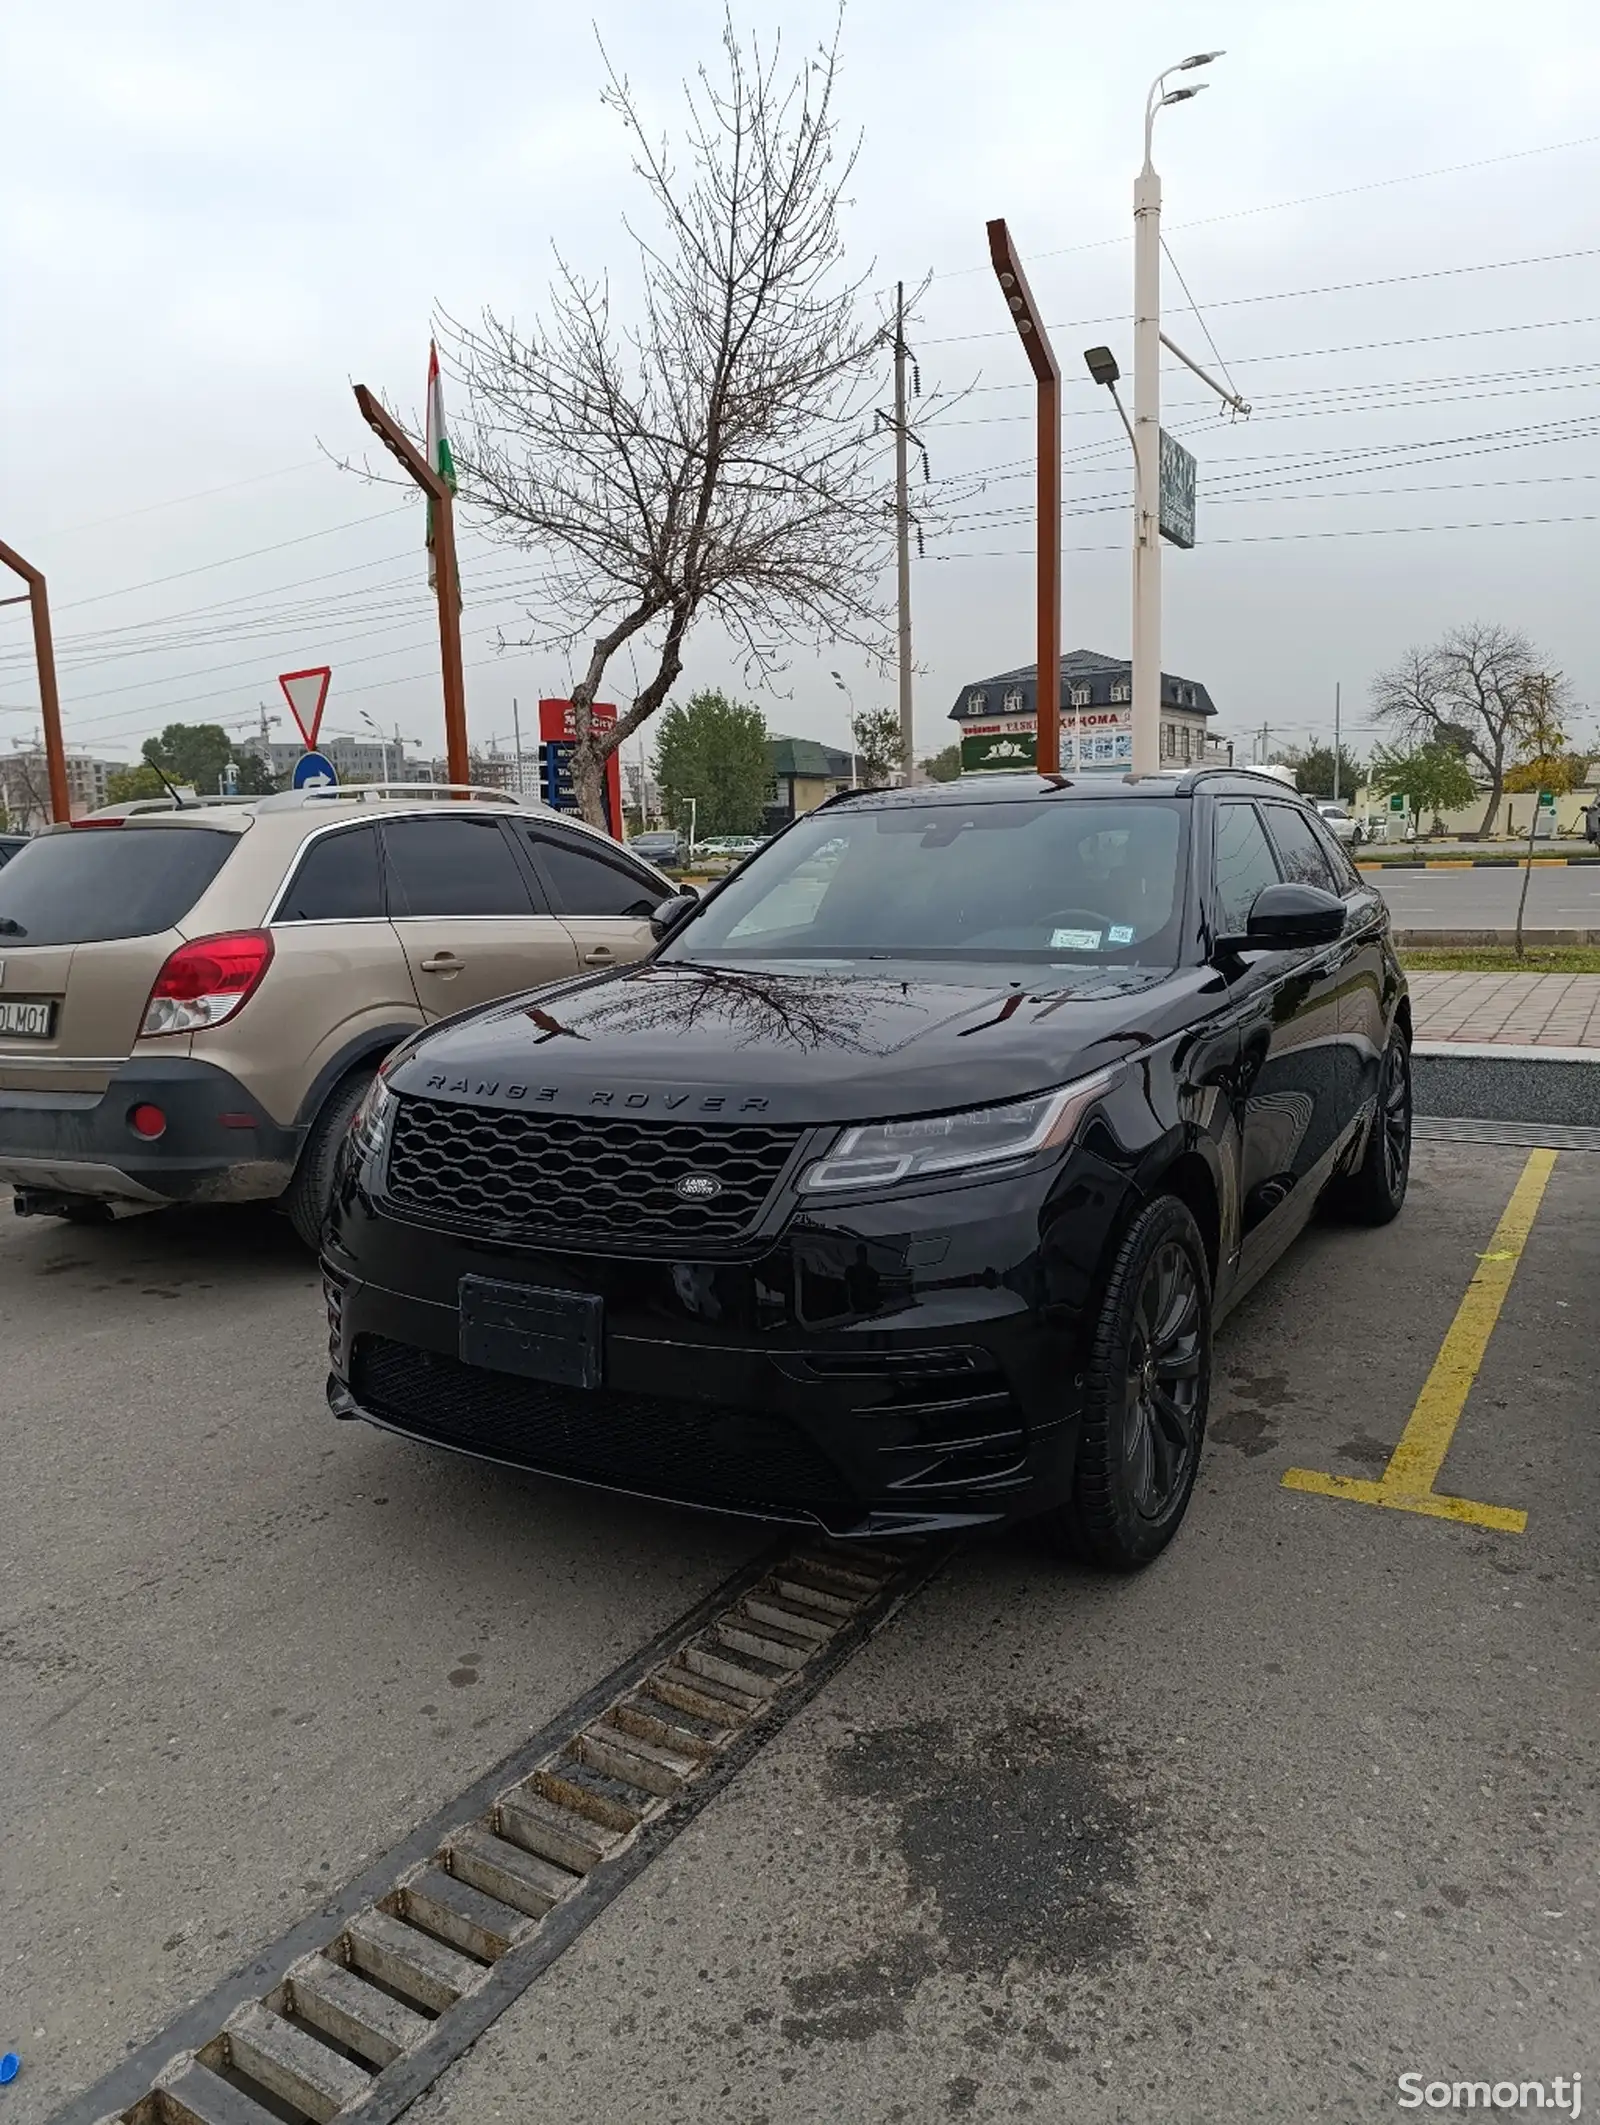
765,734,857,831
950,648,1225,773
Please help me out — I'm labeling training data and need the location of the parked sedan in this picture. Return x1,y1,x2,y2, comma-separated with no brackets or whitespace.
324,768,1409,1569
1315,802,1364,847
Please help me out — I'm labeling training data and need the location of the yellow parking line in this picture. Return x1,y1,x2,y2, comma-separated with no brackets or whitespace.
1282,1148,1557,1534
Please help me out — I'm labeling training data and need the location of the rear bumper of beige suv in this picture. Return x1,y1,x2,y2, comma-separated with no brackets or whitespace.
0,1057,303,1212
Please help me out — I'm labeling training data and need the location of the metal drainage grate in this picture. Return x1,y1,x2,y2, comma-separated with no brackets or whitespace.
1416,1115,1600,1154
80,1542,925,2125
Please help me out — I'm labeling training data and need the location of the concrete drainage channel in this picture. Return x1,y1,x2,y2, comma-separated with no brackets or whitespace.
59,1539,946,2125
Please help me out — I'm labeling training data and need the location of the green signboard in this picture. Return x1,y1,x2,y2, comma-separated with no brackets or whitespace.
961,730,1037,773
1159,428,1197,548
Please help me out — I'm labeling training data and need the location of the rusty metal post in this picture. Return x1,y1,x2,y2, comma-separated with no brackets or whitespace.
986,220,1062,776
352,386,470,788
0,539,71,823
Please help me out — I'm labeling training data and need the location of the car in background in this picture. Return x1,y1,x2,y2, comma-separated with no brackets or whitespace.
0,833,29,868
696,835,761,859
628,830,686,868
1315,802,1364,847
325,766,1410,1569
0,786,672,1242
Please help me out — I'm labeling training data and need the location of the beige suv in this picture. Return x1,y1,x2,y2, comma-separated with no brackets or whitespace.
0,785,672,1242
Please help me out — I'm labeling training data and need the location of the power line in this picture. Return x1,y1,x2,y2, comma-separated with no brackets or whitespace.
919,244,1600,349
925,509,1600,560
914,132,1600,285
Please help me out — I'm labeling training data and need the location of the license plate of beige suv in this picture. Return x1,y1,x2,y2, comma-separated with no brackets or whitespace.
0,999,55,1038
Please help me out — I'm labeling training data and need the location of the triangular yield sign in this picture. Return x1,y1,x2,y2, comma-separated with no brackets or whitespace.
278,666,332,750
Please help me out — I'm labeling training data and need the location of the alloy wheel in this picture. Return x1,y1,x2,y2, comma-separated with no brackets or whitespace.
1381,1039,1411,1197
1122,1240,1204,1520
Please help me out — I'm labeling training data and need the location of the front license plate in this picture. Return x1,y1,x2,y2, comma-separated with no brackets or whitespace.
0,999,55,1039
459,1277,602,1390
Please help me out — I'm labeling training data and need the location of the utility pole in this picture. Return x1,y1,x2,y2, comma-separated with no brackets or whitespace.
512,697,525,800
986,220,1061,776
1333,682,1342,803
1128,53,1240,777
0,539,70,824
892,282,915,785
352,386,469,788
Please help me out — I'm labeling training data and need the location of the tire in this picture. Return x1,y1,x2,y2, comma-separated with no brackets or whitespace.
283,1067,374,1251
1329,1029,1411,1227
1041,1195,1212,1572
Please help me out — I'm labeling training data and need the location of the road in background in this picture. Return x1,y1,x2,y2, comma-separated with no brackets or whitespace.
1371,864,1600,928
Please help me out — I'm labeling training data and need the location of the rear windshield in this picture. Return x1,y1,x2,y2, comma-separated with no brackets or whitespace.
663,797,1189,967
0,827,237,945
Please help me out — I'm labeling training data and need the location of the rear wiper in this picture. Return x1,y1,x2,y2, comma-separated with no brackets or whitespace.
0,918,26,936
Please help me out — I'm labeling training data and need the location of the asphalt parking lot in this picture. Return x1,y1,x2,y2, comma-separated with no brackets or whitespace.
4,1141,1595,2125
1371,863,1600,929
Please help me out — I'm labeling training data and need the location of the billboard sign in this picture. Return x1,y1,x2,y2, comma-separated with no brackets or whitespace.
960,710,1132,775
1159,429,1196,549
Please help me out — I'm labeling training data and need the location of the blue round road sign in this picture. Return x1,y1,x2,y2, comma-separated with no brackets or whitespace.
291,751,338,789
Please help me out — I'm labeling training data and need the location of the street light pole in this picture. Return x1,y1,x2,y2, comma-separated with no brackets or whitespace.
0,539,70,824
830,672,859,787
360,709,391,785
1131,53,1228,777
352,386,470,788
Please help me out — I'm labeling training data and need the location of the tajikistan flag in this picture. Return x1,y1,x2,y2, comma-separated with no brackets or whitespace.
425,339,457,588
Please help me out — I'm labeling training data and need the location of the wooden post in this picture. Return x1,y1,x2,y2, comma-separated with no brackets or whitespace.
986,220,1062,775
352,387,470,788
0,539,71,823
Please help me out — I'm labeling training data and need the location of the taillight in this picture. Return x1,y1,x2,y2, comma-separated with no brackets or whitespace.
141,930,274,1038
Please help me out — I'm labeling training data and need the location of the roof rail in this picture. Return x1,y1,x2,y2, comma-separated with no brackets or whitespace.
253,782,536,812
80,793,259,819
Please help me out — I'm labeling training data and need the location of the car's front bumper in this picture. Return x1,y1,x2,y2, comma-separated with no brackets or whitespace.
0,1058,302,1210
322,1152,1133,1537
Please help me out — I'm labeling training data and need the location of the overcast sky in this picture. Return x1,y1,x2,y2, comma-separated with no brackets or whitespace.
4,0,1599,773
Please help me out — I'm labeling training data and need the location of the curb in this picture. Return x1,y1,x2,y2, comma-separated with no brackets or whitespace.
1359,853,1600,869
1413,1041,1600,1129
1396,928,1600,947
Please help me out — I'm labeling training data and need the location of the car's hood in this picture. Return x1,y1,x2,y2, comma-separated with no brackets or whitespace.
387,958,1221,1126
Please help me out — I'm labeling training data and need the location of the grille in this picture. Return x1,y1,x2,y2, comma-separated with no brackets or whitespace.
383,1096,802,1247
351,1334,855,1515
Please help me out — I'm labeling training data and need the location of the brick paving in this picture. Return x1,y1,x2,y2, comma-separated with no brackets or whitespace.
1407,971,1600,1048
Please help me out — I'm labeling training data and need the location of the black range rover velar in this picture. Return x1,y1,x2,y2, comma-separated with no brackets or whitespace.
323,769,1410,1568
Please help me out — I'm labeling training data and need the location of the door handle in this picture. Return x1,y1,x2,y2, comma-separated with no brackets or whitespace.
420,952,463,975
582,946,615,966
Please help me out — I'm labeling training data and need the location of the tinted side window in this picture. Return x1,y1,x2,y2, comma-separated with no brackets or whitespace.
525,829,668,916
1212,803,1282,934
1307,812,1361,892
383,817,536,917
0,827,235,945
1263,804,1338,892
276,826,383,921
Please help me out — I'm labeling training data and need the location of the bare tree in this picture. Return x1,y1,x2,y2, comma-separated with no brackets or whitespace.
1371,624,1571,838
438,18,902,829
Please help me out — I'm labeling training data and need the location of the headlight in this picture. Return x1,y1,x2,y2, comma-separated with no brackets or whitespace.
347,1072,396,1162
797,1070,1116,1195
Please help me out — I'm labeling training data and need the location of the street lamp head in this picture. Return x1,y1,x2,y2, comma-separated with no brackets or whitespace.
1161,84,1206,105
1083,345,1121,388
1178,49,1224,67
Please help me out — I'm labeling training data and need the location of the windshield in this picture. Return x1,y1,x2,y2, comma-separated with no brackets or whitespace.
661,796,1189,968
0,827,236,944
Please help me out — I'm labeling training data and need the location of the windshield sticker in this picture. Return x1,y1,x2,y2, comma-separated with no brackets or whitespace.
1107,924,1135,945
1050,927,1102,950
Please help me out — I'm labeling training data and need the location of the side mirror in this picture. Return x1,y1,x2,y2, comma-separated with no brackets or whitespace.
649,888,700,940
1215,881,1344,958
